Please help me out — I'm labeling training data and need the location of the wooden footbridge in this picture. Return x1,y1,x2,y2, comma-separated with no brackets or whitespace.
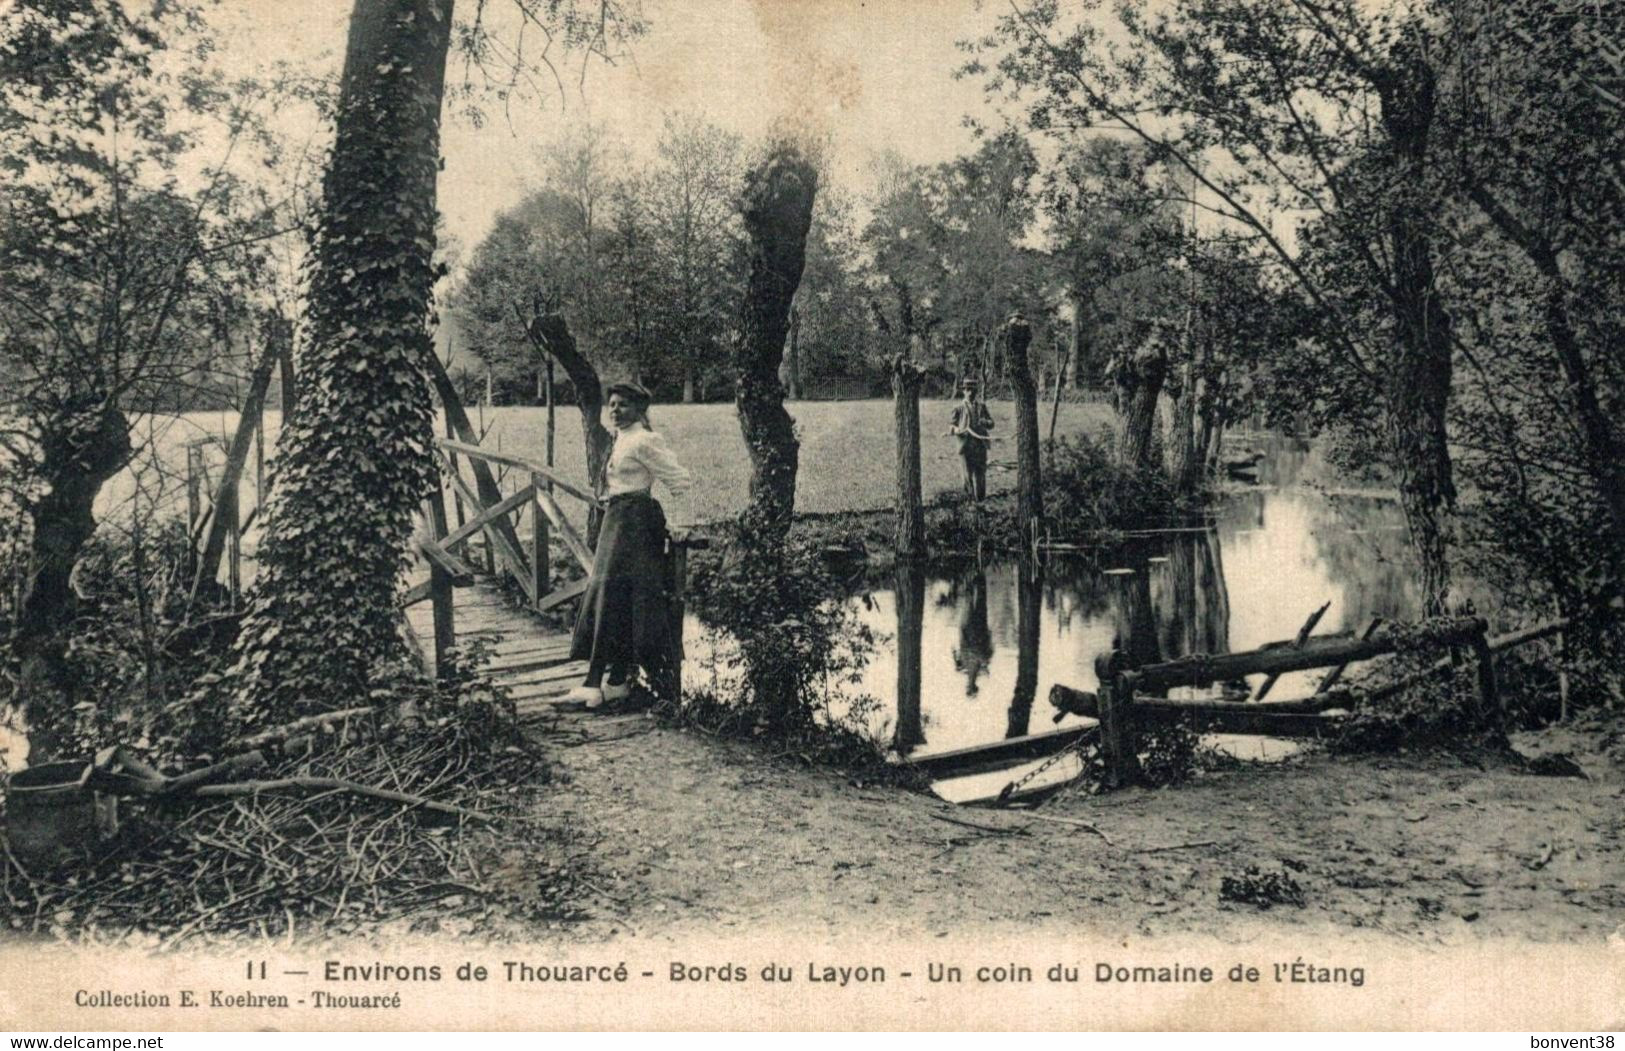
400,436,705,719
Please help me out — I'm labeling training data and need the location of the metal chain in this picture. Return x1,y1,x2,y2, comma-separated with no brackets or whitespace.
994,724,1098,805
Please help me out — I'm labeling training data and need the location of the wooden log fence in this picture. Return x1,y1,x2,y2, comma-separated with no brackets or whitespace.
1069,614,1502,788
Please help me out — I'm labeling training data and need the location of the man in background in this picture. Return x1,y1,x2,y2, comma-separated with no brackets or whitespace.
949,378,994,501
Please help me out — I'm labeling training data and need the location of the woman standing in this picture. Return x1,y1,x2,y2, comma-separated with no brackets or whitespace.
566,382,692,709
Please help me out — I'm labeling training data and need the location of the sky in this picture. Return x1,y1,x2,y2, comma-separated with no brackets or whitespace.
214,0,1009,254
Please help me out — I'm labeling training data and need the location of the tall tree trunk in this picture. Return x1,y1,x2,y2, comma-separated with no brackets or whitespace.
1375,48,1456,616
525,309,612,541
784,304,803,400
1004,315,1043,541
892,355,927,557
229,0,454,721
734,143,816,544
1116,340,1168,474
15,402,132,752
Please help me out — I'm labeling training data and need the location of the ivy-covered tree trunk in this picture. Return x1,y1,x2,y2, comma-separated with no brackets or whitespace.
1375,47,1456,618
1004,314,1043,540
228,0,454,722
734,143,816,544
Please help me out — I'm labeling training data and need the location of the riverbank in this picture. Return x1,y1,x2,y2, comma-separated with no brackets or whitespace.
525,712,1623,945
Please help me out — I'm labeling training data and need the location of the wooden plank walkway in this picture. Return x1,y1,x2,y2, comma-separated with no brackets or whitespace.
404,579,591,718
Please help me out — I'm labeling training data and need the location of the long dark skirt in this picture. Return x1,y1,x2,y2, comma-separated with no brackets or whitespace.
570,491,672,678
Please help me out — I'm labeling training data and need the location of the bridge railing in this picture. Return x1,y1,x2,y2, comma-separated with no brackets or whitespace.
404,436,706,701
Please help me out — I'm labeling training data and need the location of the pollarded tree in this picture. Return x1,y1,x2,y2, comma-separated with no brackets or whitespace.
735,140,817,544
0,0,280,740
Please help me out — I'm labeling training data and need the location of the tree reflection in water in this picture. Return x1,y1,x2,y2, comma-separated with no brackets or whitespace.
821,437,1429,756
892,559,927,755
1005,557,1043,738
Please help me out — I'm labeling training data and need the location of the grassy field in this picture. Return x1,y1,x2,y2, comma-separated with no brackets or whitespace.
101,397,1115,534
472,397,1117,525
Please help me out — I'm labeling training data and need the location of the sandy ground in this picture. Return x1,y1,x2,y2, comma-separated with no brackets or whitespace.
520,717,1625,946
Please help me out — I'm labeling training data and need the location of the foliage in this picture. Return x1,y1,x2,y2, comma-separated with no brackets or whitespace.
1044,429,1179,536
687,534,877,736
0,0,298,739
790,187,882,392
1138,723,1200,787
1042,137,1185,388
1219,864,1306,909
0,659,570,945
450,114,745,402
966,0,1465,612
863,132,1056,387
12,518,240,765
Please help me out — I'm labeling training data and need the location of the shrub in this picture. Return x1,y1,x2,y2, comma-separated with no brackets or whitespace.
686,532,878,737
2,515,241,766
1044,429,1181,538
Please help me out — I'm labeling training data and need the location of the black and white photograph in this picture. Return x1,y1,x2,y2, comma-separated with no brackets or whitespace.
0,0,1622,1033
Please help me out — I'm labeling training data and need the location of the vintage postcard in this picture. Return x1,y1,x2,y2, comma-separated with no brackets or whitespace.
1,0,1622,1033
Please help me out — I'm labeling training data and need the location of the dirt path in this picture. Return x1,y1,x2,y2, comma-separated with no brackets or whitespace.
525,716,1625,946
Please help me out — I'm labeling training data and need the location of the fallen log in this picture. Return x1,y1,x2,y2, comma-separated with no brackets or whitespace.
1130,616,1485,692
189,776,495,824
1049,684,1353,720
227,707,377,752
1117,701,1344,738
902,724,1098,775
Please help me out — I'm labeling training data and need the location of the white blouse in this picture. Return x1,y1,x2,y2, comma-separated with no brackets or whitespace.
603,426,693,500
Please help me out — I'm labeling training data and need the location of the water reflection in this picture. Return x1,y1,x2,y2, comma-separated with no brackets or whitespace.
893,560,927,755
950,564,994,698
1006,559,1042,739
824,441,1425,758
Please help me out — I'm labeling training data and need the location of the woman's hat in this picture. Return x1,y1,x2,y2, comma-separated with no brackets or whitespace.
605,380,652,406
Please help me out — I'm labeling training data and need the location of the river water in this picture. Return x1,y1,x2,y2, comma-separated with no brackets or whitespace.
701,437,1426,785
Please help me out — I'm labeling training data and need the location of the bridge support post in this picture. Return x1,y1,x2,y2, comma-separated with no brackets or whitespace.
426,486,455,682
530,474,550,610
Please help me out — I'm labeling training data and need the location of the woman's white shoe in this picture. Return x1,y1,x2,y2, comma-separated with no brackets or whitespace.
564,685,604,708
600,680,632,702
